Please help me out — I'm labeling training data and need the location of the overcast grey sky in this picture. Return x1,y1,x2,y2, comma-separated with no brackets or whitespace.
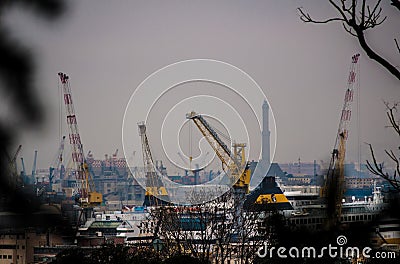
2,0,399,172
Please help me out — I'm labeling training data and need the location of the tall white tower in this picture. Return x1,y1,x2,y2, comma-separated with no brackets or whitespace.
261,100,271,166
249,100,272,188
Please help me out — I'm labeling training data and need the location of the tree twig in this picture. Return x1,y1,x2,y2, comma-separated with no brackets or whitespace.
395,38,400,54
298,0,400,80
365,101,400,192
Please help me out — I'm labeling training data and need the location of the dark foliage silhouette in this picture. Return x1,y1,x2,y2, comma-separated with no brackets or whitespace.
0,0,66,219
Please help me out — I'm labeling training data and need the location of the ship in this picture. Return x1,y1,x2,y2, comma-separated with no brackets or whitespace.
283,180,390,232
76,206,154,246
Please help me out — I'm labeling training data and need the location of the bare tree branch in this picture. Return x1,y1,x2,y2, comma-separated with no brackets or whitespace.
298,0,400,81
361,0,366,25
384,101,400,135
364,0,384,29
395,38,400,54
297,7,345,23
343,23,358,37
146,190,273,263
366,102,400,192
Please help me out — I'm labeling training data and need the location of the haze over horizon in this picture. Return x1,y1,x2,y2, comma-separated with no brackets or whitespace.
2,0,399,173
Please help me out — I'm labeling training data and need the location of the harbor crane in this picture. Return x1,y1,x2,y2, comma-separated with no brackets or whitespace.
186,112,251,195
20,157,27,184
6,144,22,188
58,72,102,207
322,53,360,227
49,135,66,192
138,122,169,206
32,150,38,183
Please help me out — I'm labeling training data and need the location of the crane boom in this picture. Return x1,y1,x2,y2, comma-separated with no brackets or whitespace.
6,145,22,186
7,145,22,187
186,111,250,193
11,145,22,164
323,53,360,226
58,72,102,207
138,122,169,206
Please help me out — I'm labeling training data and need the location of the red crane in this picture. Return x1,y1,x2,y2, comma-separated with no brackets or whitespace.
323,53,360,226
58,72,102,207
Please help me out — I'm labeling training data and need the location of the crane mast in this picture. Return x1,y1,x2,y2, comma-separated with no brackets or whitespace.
323,53,360,226
138,122,169,206
58,72,102,207
186,111,250,194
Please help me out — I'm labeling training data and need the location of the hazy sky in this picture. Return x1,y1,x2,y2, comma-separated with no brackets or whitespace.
2,0,399,172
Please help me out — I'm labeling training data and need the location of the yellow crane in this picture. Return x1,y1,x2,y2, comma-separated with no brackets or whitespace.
186,111,251,194
138,122,169,206
187,111,292,210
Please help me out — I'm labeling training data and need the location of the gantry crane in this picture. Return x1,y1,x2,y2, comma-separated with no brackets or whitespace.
186,112,251,195
138,122,169,206
322,53,360,226
58,72,102,207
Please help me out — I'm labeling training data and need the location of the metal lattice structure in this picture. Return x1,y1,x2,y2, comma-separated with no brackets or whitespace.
138,122,169,206
58,72,102,207
186,111,250,193
323,54,360,224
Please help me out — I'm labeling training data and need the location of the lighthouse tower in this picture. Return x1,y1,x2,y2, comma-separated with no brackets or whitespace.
261,100,271,168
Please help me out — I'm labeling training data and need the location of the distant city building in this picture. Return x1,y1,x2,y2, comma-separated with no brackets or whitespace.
0,225,66,263
266,163,286,178
279,161,321,177
54,153,146,208
345,176,382,189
